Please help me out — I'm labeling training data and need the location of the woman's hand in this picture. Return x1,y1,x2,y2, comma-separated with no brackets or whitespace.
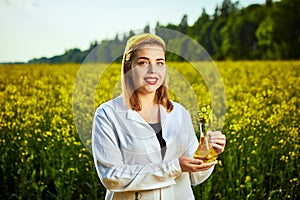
209,131,226,155
179,157,217,172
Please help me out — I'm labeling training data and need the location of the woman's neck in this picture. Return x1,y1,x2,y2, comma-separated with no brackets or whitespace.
137,92,160,123
138,92,156,107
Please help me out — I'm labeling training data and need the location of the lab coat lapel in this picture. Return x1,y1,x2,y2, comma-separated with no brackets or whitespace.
126,109,146,124
159,105,170,128
114,95,145,124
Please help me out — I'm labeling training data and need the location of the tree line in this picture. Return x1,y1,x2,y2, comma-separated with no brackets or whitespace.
29,0,300,64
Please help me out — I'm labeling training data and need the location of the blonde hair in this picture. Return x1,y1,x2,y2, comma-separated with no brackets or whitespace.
121,33,173,112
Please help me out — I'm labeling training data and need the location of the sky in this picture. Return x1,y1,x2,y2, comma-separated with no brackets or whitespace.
0,0,268,63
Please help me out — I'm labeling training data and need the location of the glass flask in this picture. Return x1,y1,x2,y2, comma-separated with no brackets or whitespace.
194,123,218,163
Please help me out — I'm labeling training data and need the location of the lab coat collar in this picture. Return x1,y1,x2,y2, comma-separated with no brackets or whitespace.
126,105,171,126
113,95,171,125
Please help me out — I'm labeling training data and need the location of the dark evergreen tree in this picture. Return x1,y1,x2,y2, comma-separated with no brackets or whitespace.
143,24,150,33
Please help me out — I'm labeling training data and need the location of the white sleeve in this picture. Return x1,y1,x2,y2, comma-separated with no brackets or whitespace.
180,107,215,186
92,107,182,192
190,167,214,186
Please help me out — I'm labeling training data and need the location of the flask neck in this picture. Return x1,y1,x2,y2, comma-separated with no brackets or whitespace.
199,123,206,138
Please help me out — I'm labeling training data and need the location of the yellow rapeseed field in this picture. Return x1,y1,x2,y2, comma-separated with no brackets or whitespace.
0,61,299,199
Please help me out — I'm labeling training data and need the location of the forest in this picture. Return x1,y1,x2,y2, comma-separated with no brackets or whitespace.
28,0,300,64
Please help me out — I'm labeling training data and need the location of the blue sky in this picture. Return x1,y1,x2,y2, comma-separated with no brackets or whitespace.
0,0,268,63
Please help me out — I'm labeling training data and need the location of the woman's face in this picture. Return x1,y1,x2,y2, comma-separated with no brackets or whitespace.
131,44,166,94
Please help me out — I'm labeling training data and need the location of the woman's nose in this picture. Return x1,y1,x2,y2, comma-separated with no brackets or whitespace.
147,63,156,73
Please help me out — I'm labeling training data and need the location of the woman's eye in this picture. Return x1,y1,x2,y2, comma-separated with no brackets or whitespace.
137,61,148,67
157,62,165,66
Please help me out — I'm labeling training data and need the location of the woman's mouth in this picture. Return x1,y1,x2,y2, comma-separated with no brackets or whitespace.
144,77,158,85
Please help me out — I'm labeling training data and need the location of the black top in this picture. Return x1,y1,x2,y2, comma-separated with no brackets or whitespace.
149,122,166,159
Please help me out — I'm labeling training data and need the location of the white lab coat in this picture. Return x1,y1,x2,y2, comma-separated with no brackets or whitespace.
92,96,214,200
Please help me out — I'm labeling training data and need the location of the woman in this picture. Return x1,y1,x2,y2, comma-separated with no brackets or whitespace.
92,33,226,199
